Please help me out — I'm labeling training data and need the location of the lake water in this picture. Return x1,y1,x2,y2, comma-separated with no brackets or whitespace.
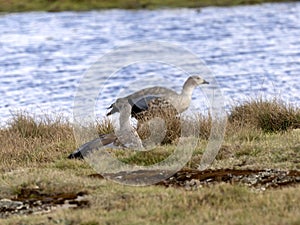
1,2,300,125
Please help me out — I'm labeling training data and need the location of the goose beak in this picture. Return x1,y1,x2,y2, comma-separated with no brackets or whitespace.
203,80,209,84
107,103,114,109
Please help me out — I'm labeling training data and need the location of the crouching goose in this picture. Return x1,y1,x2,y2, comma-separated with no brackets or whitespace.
68,99,143,159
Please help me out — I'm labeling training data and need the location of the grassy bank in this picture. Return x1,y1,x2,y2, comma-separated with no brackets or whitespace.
0,98,299,224
0,0,297,12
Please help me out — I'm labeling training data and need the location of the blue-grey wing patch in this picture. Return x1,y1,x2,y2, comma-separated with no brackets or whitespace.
67,134,118,159
129,95,160,116
67,137,102,159
106,96,159,117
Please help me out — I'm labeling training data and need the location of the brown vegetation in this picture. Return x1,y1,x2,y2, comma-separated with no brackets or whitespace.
0,112,75,171
0,98,299,224
1,98,299,171
228,98,300,132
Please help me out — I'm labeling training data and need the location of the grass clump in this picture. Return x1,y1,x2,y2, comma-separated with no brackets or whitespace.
228,98,300,133
96,118,114,135
0,112,76,171
7,112,71,140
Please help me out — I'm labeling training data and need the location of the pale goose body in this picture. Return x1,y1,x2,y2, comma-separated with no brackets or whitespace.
107,76,209,119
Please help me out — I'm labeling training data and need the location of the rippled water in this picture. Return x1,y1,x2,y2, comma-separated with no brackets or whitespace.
1,2,300,125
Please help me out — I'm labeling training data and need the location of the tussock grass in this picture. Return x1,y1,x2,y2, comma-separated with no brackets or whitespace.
194,114,213,140
6,112,71,140
96,118,114,135
228,98,300,133
0,112,76,171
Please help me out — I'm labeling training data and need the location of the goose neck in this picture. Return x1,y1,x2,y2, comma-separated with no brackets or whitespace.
181,82,196,97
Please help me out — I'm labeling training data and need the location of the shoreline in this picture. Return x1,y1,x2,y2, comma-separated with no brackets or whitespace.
0,0,296,12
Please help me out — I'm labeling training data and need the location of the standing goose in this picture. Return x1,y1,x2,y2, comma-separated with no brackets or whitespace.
106,76,209,119
68,99,143,159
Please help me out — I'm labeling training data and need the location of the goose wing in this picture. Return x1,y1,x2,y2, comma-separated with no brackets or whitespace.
129,95,161,116
67,134,117,159
106,95,162,117
106,86,178,117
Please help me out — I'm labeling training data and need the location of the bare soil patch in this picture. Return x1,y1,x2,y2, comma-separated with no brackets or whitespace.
0,189,89,218
89,168,300,190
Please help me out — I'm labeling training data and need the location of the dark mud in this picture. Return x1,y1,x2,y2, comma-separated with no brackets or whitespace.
0,188,89,219
89,168,300,190
157,169,300,190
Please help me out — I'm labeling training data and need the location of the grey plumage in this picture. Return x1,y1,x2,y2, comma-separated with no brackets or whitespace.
106,76,209,119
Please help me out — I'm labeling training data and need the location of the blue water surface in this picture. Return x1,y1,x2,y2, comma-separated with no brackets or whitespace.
0,2,299,125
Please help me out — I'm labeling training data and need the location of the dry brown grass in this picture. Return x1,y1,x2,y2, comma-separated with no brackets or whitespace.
136,110,212,145
137,115,181,145
228,98,300,133
2,98,298,171
95,118,114,135
66,98,300,149
0,112,76,171
1,99,299,170
136,98,300,144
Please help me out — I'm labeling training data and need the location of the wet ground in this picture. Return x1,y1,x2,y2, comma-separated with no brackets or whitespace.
157,168,300,191
89,168,300,190
1,168,299,218
0,188,89,219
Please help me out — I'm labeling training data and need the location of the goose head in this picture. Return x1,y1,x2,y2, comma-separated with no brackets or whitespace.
182,76,209,94
187,76,209,86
